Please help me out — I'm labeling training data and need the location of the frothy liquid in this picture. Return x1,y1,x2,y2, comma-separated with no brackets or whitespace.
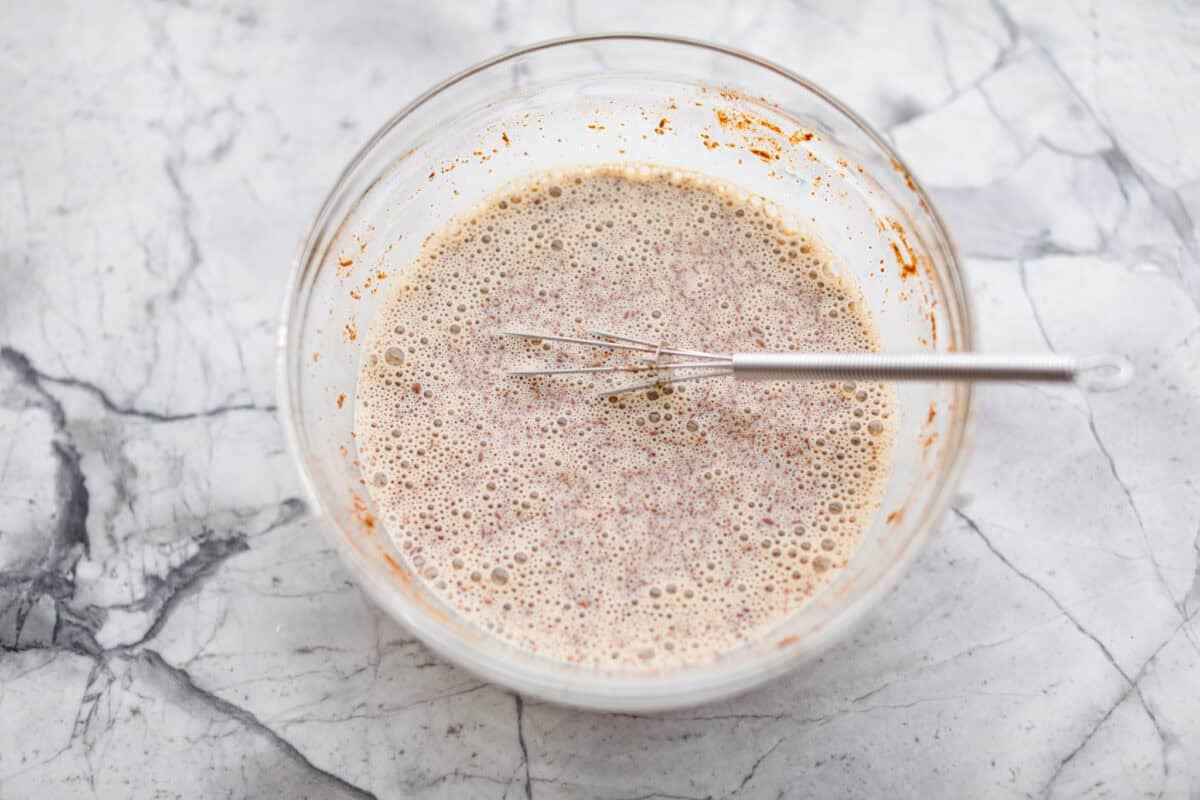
355,165,896,669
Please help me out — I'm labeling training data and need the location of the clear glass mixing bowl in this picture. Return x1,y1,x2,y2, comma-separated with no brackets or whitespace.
277,34,974,712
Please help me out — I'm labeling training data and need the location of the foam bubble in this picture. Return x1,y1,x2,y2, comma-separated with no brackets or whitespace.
355,164,897,670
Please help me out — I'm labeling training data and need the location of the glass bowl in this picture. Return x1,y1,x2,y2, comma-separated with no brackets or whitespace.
277,34,974,712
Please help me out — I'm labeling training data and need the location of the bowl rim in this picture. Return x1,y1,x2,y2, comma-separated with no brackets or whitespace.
276,32,977,711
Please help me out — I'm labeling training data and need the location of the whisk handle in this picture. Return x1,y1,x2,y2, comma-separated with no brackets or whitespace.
731,353,1132,391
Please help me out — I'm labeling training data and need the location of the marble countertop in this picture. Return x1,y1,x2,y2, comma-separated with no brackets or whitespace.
2,1,1198,797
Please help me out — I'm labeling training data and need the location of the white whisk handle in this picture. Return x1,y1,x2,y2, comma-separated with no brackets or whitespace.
731,353,1132,392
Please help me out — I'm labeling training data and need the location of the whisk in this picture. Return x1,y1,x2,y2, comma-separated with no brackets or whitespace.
501,330,1133,397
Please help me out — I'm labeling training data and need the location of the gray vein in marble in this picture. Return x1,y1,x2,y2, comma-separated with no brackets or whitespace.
18,348,274,422
1082,402,1173,601
953,507,1127,681
730,736,786,797
162,157,205,302
1016,258,1052,351
0,340,355,792
1043,613,1194,799
0,347,92,652
143,650,379,799
982,3,1198,306
114,505,300,650
607,793,710,800
1189,515,1200,617
1018,274,1185,617
954,506,1186,798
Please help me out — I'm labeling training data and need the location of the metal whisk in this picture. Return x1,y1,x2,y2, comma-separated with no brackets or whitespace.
501,330,1133,397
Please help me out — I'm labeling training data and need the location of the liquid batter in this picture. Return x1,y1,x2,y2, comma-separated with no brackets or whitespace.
355,165,896,669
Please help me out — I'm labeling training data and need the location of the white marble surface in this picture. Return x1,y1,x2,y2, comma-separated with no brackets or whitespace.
2,1,1198,797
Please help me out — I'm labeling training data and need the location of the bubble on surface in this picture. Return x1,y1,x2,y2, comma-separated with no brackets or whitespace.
355,164,897,670
384,346,405,367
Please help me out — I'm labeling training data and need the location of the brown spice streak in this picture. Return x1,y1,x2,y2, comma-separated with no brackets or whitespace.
714,108,757,131
350,491,377,533
886,220,919,278
383,553,410,580
890,158,918,192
